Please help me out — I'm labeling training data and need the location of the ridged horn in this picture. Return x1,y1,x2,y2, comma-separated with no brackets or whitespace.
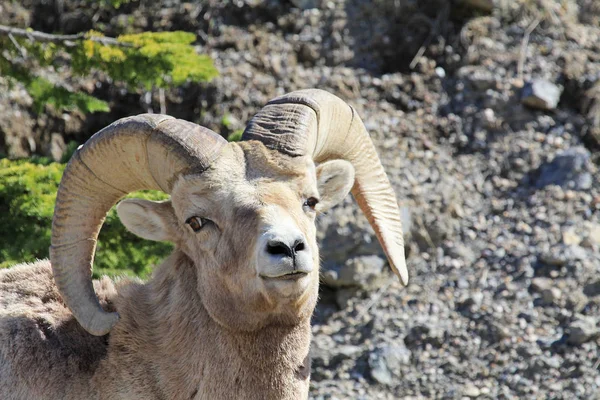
50,114,226,336
242,89,408,285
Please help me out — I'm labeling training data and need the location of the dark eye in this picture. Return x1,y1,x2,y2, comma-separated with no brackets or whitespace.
303,197,319,210
186,216,210,232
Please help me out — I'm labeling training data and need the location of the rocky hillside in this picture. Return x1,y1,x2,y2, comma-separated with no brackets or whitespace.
2,0,600,398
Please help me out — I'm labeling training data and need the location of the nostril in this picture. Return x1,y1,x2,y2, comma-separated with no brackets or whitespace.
266,241,292,257
293,240,305,253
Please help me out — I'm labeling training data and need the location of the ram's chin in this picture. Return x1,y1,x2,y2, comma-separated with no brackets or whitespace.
261,272,313,299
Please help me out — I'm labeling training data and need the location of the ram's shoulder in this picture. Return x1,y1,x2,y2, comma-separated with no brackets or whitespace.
1,260,58,311
0,260,118,393
0,260,118,314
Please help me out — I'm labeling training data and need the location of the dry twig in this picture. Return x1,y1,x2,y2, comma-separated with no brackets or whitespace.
0,24,132,48
409,2,450,70
517,18,541,81
7,33,27,57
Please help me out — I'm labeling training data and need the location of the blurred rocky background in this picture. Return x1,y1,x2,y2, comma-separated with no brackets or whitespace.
1,0,600,398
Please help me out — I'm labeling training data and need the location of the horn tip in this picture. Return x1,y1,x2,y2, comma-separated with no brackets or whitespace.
390,259,409,286
85,311,120,336
398,271,409,286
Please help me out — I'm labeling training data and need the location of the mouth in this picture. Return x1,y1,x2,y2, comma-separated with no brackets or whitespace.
260,270,310,281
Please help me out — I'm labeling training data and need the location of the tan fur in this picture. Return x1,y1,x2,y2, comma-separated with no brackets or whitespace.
0,142,354,399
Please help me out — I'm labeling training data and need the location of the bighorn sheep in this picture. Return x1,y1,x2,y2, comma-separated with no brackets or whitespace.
0,89,407,399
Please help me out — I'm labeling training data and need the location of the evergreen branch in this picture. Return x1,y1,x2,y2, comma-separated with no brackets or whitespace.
0,26,217,115
0,24,132,47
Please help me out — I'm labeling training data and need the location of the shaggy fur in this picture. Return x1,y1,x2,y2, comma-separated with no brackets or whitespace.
0,142,352,400
0,261,116,399
0,258,311,400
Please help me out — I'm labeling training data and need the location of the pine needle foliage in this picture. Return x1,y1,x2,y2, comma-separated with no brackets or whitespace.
0,26,218,114
74,31,218,90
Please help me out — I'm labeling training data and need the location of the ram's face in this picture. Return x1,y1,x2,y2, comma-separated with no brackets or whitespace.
117,141,354,331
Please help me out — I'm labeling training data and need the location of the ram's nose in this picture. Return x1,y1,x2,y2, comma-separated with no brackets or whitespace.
258,230,313,279
266,238,306,259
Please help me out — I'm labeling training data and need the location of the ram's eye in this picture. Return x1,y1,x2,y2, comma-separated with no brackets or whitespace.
303,197,319,210
186,216,209,232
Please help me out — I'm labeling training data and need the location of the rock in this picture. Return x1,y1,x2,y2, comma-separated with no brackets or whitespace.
368,344,411,385
583,280,600,297
481,108,498,129
521,79,562,110
321,255,388,289
536,147,592,191
539,245,588,268
457,66,497,91
336,345,362,358
463,383,482,398
541,287,562,305
539,252,566,267
567,316,600,345
562,228,582,246
566,290,588,313
530,278,562,305
369,354,393,385
530,277,553,292
581,223,600,248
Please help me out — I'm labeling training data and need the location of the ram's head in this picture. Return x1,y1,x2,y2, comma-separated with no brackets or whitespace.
50,89,408,336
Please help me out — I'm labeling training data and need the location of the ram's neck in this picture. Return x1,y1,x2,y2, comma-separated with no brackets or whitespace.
197,318,312,400
100,251,312,399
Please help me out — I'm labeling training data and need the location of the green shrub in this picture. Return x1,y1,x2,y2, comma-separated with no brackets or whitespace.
0,159,172,278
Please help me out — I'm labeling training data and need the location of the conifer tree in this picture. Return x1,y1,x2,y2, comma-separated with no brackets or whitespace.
0,5,218,114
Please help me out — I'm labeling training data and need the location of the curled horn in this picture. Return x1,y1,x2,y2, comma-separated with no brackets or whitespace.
242,89,408,285
51,114,226,335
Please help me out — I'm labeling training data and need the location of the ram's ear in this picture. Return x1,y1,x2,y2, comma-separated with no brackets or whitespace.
315,160,355,212
116,199,177,242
